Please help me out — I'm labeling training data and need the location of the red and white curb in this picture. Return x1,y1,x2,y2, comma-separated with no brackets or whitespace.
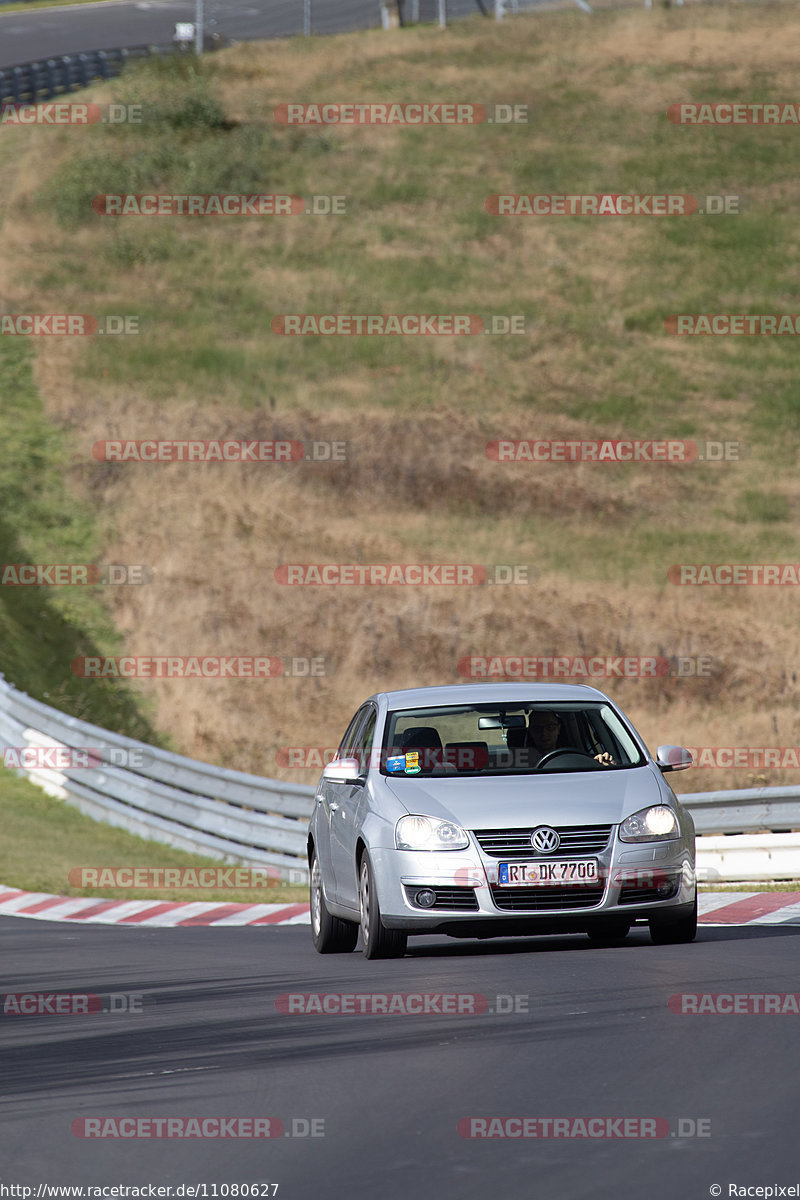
0,886,310,927
0,885,798,927
697,891,800,926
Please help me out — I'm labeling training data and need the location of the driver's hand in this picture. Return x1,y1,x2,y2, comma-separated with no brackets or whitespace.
594,752,614,766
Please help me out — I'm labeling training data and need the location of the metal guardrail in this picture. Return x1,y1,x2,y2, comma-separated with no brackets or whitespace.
0,676,314,882
1,675,799,884
680,786,800,836
0,45,176,107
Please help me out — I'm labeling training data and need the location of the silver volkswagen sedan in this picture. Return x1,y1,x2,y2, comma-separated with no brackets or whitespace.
308,684,696,958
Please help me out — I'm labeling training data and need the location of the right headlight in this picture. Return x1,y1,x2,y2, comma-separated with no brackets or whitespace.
619,805,679,842
395,815,470,851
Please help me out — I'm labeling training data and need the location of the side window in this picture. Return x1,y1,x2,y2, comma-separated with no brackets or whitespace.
354,709,377,776
338,707,368,759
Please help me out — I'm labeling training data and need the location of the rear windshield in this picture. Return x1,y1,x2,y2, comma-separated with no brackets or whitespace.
380,702,645,777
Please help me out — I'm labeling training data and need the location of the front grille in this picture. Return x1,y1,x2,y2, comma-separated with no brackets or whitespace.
490,884,606,911
475,824,613,859
404,886,480,911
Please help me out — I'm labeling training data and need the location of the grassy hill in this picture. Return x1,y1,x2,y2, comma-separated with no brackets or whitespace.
0,2,799,807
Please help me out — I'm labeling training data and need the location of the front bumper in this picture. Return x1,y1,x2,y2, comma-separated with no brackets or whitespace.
368,836,696,934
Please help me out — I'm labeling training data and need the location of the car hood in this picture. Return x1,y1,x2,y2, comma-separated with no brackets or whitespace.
384,766,664,828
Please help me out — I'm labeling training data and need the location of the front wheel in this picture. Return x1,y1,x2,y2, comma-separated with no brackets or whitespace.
310,851,358,954
649,894,697,945
359,853,407,960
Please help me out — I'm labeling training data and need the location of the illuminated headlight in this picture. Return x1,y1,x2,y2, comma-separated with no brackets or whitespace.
619,805,679,842
395,815,469,851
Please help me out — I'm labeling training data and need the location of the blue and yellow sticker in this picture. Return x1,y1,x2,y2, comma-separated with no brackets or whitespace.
387,751,422,774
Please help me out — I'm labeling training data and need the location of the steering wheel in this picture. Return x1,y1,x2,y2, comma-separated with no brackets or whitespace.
536,747,600,769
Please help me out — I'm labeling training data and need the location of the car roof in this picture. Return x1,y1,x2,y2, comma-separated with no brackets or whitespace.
364,683,612,708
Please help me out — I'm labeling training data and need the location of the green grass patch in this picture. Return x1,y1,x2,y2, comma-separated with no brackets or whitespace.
0,340,162,737
0,768,306,903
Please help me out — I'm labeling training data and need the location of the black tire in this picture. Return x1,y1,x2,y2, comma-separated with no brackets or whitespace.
586,918,631,945
359,853,407,960
649,893,698,945
310,851,358,954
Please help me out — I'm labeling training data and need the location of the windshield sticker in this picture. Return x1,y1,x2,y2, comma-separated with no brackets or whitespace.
386,754,407,773
404,751,421,775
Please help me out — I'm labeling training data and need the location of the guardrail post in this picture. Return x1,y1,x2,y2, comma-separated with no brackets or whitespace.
77,52,92,86
44,58,59,98
11,65,26,104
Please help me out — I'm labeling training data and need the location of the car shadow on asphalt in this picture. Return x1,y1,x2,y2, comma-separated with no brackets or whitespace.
404,922,800,957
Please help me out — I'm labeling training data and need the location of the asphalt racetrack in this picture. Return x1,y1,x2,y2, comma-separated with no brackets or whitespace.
0,0,511,69
1,916,799,1198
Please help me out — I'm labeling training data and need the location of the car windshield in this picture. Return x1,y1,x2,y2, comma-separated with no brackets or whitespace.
380,702,645,777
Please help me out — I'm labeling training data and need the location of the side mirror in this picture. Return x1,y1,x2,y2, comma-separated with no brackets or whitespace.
322,756,362,783
656,745,693,773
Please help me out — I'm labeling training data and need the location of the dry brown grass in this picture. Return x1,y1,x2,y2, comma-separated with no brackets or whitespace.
2,3,800,796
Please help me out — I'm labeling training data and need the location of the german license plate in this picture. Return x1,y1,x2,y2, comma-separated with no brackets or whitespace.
498,859,599,886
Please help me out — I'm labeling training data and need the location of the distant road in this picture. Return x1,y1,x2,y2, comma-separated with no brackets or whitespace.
0,0,506,70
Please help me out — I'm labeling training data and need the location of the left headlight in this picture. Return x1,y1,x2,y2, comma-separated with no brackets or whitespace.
619,805,679,842
395,815,470,851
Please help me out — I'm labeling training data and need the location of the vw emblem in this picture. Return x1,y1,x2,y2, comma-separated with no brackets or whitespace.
530,826,560,854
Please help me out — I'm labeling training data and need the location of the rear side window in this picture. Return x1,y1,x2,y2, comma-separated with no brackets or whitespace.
338,707,369,758
354,709,377,775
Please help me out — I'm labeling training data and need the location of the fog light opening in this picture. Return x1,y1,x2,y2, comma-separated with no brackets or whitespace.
415,889,437,908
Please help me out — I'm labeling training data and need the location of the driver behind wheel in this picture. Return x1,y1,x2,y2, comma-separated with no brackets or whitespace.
526,711,614,766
